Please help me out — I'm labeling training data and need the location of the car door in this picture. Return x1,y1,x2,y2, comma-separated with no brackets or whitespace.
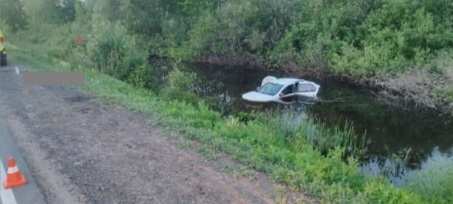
279,84,297,103
295,83,318,98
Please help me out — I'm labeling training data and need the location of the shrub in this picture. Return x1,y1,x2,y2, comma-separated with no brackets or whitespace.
161,67,200,104
127,63,155,89
0,20,11,35
87,17,147,82
0,0,28,32
265,110,367,158
362,179,423,204
185,0,302,60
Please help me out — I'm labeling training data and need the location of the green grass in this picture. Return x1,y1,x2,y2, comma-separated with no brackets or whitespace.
9,43,430,204
8,43,57,70
402,152,453,204
77,71,426,204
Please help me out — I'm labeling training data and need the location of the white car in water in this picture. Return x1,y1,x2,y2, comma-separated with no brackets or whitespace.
242,76,320,104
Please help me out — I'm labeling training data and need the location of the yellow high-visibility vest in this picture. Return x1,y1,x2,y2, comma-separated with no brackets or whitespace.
0,30,5,51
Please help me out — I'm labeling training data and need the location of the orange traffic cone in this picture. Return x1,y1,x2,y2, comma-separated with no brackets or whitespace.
3,157,27,189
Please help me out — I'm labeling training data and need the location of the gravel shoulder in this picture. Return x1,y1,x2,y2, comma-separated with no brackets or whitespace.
0,66,312,204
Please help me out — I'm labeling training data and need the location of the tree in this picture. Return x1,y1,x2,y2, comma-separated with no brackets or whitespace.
0,0,28,31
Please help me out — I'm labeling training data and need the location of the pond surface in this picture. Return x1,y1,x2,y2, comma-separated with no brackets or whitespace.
185,63,453,183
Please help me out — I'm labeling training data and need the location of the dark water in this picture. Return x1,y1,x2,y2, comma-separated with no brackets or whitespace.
185,63,453,183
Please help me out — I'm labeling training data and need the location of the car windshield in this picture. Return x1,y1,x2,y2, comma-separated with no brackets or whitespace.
258,83,283,96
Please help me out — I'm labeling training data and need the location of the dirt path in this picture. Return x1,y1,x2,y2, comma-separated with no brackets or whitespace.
0,66,312,204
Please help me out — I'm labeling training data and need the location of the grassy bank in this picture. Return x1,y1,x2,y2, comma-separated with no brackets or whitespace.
9,41,436,204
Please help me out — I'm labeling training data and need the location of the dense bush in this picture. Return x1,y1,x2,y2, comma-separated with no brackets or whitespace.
13,0,453,76
273,0,376,69
160,67,200,104
185,0,301,60
331,0,453,75
183,0,453,75
0,0,28,31
88,20,138,78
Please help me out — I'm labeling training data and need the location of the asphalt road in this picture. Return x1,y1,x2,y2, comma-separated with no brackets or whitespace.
0,66,45,204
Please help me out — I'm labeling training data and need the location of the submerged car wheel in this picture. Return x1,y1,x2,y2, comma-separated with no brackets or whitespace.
0,51,7,67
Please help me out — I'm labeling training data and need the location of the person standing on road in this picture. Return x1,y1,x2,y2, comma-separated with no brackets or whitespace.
0,29,7,66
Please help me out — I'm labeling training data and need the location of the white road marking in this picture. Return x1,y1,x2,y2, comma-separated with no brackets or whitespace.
14,67,20,75
0,161,18,204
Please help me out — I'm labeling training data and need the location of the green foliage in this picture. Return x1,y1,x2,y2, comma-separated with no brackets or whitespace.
0,0,28,31
362,179,423,204
279,0,453,75
402,153,453,204
91,0,129,22
182,0,453,75
161,68,199,104
0,20,11,36
51,0,77,23
22,0,76,25
274,0,376,68
331,0,442,74
83,17,150,86
15,0,453,76
123,0,217,43
185,0,302,61
263,111,367,158
125,63,154,89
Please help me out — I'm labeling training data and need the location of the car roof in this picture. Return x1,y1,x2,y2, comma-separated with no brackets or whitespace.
273,78,304,85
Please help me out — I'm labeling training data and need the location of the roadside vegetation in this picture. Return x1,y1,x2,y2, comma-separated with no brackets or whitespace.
2,0,453,107
9,45,426,203
2,0,453,203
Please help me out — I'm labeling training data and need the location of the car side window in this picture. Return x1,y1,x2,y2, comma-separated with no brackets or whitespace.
282,85,294,95
298,84,316,92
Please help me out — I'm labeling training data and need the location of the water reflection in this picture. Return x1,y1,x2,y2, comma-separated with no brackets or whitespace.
362,147,453,185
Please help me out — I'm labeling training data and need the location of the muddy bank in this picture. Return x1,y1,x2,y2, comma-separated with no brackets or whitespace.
196,55,267,69
194,55,453,114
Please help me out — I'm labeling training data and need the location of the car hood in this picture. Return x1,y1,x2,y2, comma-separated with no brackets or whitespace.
242,91,276,103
